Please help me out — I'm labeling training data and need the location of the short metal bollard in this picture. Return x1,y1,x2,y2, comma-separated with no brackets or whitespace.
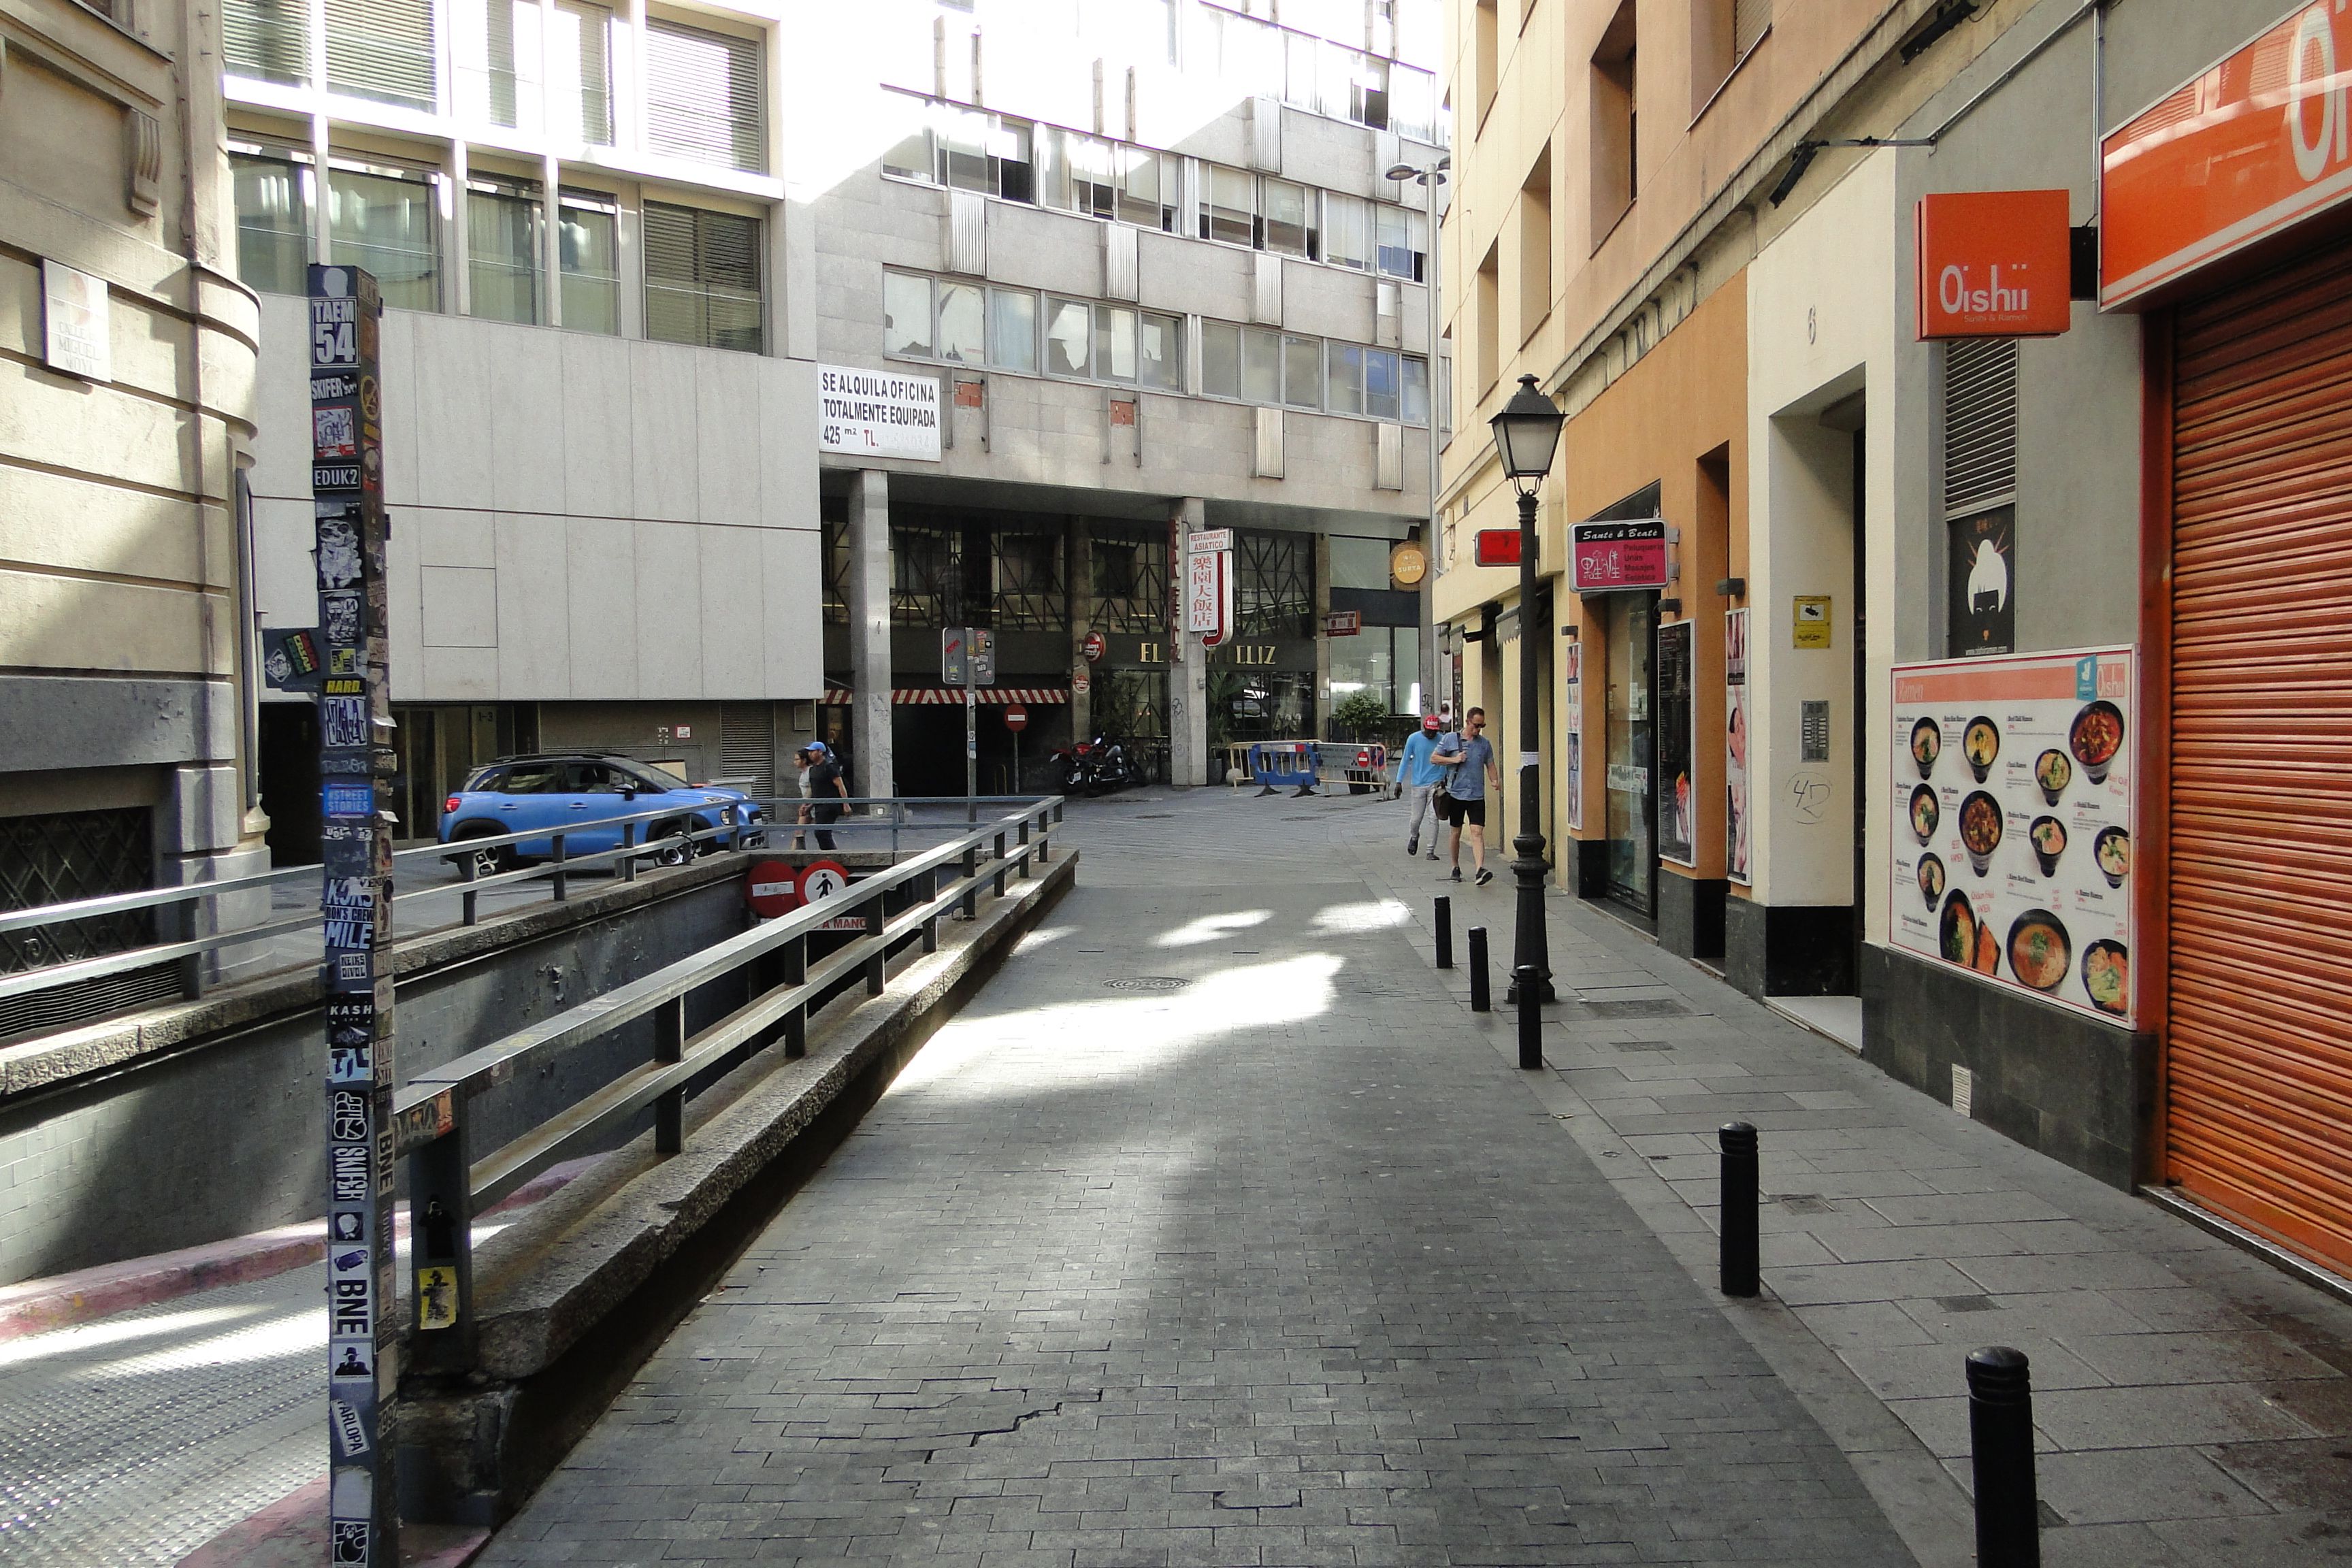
1435,896,1454,969
1467,926,1490,1012
1719,1122,1760,1297
1515,964,1542,1068
1968,1347,2040,1567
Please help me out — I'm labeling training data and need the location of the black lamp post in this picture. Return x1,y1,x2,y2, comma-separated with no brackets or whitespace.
1490,373,1565,1006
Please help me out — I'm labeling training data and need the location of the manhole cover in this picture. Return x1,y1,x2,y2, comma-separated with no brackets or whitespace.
1105,976,1191,992
1584,999,1690,1018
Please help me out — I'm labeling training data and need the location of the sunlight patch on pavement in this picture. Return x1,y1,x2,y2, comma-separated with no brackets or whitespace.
888,953,1344,1100
77,1307,322,1379
1310,898,1411,934
1153,910,1272,947
0,1304,268,1371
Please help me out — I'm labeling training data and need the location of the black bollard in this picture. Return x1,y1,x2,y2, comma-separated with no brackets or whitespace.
1515,964,1542,1069
1967,1348,2040,1568
1467,926,1490,1012
1435,896,1454,969
1718,1122,1759,1298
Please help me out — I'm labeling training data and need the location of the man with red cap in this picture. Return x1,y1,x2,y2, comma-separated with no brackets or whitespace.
1396,712,1451,861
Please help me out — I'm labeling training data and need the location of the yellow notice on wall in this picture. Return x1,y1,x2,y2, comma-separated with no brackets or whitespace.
1793,596,1833,649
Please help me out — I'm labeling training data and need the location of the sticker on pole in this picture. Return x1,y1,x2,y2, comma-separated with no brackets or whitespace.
745,858,798,919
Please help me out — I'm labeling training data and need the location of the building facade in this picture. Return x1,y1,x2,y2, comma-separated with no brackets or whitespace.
1442,0,2352,1287
1,0,264,1032
225,0,824,857
807,0,1446,793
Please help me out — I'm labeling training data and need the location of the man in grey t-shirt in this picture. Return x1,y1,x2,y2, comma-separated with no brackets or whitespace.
1431,706,1503,885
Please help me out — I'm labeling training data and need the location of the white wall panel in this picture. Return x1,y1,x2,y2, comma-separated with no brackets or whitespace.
697,527,764,697
492,516,572,697
759,525,822,697
694,352,762,525
564,515,640,698
632,519,704,697
487,325,566,515
628,344,702,523
560,333,636,519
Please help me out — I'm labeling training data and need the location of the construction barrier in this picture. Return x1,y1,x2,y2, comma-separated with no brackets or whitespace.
1247,741,1322,796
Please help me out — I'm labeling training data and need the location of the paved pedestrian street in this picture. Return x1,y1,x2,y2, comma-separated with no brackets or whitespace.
479,786,2352,1567
481,794,1915,1567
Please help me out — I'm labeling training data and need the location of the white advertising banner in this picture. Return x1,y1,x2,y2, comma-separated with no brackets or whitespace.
817,365,941,461
1889,646,2136,1025
1561,640,1583,832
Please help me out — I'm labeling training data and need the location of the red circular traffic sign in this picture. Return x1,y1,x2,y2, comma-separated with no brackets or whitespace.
1003,705,1029,732
744,858,798,919
1082,630,1106,663
796,860,850,905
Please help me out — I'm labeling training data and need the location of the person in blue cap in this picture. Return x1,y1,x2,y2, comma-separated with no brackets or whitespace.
797,741,847,851
1396,713,1450,861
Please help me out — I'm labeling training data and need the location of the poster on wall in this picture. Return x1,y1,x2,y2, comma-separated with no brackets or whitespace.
1889,645,2136,1026
1948,506,2016,658
1725,609,1750,885
1562,639,1584,832
1655,620,1697,867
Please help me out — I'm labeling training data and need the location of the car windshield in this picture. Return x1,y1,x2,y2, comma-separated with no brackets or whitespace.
630,763,692,791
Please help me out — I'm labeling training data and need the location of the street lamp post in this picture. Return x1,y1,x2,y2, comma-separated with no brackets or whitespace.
1490,373,1565,1010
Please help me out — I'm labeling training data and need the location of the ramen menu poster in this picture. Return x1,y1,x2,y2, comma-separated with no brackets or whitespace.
1888,647,2136,1026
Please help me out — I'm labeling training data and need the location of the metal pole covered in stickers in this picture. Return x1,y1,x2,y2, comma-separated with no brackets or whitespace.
310,263,398,1567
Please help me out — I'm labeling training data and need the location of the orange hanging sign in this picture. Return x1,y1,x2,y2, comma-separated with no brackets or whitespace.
1914,190,2074,339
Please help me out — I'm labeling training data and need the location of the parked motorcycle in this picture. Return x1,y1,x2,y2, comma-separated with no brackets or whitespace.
1050,734,1147,796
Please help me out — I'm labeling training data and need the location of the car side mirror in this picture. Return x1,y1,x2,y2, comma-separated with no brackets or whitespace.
622,788,637,800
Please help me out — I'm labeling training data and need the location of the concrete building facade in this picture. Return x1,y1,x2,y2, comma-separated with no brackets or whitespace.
1,0,264,1033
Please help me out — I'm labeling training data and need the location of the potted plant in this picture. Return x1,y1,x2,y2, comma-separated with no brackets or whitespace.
1331,689,1392,794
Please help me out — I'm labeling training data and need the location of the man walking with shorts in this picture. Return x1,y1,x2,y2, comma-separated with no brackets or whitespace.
1396,713,1450,860
1433,707,1502,885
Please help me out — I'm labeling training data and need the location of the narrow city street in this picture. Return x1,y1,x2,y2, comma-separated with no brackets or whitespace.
466,786,2352,1567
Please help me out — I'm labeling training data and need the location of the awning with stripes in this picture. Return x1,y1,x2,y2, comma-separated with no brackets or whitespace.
819,687,1071,705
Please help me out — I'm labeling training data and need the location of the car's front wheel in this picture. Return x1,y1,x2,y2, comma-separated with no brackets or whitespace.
654,817,705,867
448,824,510,879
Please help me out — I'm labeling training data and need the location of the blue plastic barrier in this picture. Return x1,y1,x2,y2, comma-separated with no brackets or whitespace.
1247,741,1322,797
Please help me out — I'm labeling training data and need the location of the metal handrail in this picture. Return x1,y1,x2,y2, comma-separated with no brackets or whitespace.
393,796,1062,1375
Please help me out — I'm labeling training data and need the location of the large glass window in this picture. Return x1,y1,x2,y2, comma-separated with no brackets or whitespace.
1045,297,1090,376
1324,193,1371,272
1202,165,1254,246
644,18,766,174
1242,327,1281,403
1201,321,1241,398
1326,342,1365,415
1404,355,1430,425
1260,178,1310,258
225,0,308,84
936,105,992,192
883,120,930,180
883,271,933,356
937,281,985,364
987,287,1036,372
231,148,312,295
1365,348,1402,421
553,0,615,144
559,191,619,333
1281,333,1322,408
1139,312,1181,391
642,200,762,353
457,0,537,128
1376,204,1427,281
468,180,542,323
326,0,437,110
1094,305,1139,382
328,164,438,311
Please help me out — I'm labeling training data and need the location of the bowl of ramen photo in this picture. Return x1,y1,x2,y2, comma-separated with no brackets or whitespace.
2034,749,2072,805
1911,717,1942,780
1939,891,1976,967
1974,920,2001,975
1910,784,1940,845
2029,816,2068,877
1917,853,1946,909
2080,939,2128,1015
1959,790,2003,876
2069,700,2125,784
1963,717,2000,782
2094,826,2130,888
2006,910,2073,993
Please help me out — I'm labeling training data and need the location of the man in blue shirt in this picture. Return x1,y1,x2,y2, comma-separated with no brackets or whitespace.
1431,706,1503,885
1396,713,1450,860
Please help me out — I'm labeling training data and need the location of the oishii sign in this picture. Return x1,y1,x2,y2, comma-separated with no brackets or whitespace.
1914,189,2073,339
2102,1,2352,308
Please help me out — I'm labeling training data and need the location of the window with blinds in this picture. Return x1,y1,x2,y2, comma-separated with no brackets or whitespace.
1942,338,2019,515
556,0,615,145
327,0,438,110
645,18,766,174
1734,0,1770,58
643,200,763,353
225,0,309,84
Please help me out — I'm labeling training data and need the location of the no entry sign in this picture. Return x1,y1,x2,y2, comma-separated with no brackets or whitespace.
745,859,798,918
1003,705,1029,732
1082,630,1105,662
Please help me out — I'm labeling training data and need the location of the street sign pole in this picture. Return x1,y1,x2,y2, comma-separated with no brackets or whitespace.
966,682,976,824
310,263,397,1568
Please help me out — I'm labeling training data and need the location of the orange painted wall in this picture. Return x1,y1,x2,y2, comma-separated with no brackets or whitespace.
1556,274,1748,885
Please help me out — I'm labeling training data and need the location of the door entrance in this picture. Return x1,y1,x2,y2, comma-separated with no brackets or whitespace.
1603,591,1659,915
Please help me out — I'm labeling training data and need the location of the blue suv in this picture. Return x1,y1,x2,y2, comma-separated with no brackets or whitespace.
438,753,764,873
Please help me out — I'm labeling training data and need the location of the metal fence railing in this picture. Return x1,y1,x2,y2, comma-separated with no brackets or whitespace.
394,796,1063,1376
0,795,1063,1022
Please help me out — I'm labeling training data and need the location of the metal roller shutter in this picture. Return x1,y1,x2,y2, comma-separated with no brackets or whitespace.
2168,244,2352,1276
